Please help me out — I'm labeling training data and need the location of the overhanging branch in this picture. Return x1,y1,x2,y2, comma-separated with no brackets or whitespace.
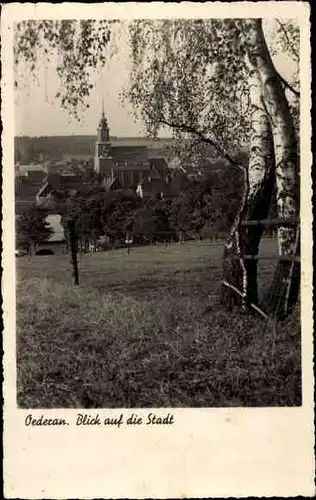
276,70,300,98
276,20,300,63
240,19,299,99
151,114,246,172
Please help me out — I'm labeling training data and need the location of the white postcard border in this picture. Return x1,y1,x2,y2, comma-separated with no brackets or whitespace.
2,3,314,498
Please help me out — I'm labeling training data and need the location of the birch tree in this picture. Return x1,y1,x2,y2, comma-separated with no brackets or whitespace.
14,17,300,318
242,19,300,316
14,20,117,120
127,18,300,318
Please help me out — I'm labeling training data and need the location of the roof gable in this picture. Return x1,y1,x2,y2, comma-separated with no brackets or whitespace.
110,146,148,164
45,173,83,190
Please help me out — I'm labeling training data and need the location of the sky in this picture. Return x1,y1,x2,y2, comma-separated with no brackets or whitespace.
14,20,298,138
14,23,147,137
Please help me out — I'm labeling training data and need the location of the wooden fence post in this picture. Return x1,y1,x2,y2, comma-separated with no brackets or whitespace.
68,219,79,286
238,217,300,318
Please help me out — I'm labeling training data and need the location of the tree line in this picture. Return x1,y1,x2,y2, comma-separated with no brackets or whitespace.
15,135,97,163
14,16,302,318
16,166,247,252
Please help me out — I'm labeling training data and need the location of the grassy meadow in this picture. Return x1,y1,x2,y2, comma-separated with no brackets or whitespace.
16,238,301,408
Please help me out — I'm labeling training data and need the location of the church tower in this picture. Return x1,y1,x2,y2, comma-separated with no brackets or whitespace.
94,99,112,175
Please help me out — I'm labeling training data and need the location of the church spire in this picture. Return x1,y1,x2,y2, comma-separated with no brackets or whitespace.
97,96,110,145
95,97,111,175
98,97,108,131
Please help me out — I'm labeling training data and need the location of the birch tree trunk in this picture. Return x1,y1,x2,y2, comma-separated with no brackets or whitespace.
243,70,275,305
243,19,300,318
221,70,275,310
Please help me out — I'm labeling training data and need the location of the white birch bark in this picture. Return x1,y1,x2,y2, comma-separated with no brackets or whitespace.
247,70,274,201
243,69,275,304
241,19,300,317
242,19,299,257
221,69,274,309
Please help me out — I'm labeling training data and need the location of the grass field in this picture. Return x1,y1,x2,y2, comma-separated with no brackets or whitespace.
16,238,301,408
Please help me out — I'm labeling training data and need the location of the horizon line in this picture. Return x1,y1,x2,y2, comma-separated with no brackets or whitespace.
14,134,174,139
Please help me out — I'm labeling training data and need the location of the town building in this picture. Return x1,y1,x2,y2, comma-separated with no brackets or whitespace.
36,173,84,207
93,102,153,188
15,162,48,177
15,103,191,224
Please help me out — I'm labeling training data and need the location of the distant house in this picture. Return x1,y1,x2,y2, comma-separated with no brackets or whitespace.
136,171,194,200
26,170,46,184
15,200,38,214
136,178,172,200
110,145,148,165
15,177,42,214
62,153,92,162
46,161,68,175
36,174,83,205
16,177,42,197
112,163,151,188
149,157,169,179
16,162,48,177
93,106,169,189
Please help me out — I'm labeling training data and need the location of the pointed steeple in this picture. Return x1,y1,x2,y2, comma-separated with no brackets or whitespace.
96,96,110,145
98,97,108,131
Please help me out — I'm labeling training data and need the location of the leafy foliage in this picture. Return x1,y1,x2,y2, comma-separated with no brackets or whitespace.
16,207,53,249
14,19,299,149
15,19,118,120
61,187,142,245
14,18,301,316
128,19,251,158
127,18,300,169
166,167,244,236
132,201,174,243
57,164,243,247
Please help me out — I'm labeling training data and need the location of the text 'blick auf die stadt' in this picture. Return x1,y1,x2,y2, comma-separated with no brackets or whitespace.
24,413,175,427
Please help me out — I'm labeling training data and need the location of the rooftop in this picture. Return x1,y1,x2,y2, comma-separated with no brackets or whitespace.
45,173,83,190
16,163,48,172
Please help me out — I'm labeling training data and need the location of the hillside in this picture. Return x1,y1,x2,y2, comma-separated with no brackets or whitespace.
14,135,174,162
16,238,300,408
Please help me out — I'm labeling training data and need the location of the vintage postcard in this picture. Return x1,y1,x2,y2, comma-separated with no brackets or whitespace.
2,2,314,498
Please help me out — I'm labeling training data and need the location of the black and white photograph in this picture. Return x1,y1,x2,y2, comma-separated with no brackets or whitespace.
13,12,303,409
2,2,314,498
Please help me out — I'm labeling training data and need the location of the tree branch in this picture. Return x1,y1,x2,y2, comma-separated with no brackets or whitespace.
276,70,300,98
276,20,300,63
241,19,299,99
151,114,246,172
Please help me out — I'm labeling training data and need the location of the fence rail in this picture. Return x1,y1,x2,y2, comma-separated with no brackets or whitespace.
240,217,299,227
21,216,300,300
244,255,300,262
